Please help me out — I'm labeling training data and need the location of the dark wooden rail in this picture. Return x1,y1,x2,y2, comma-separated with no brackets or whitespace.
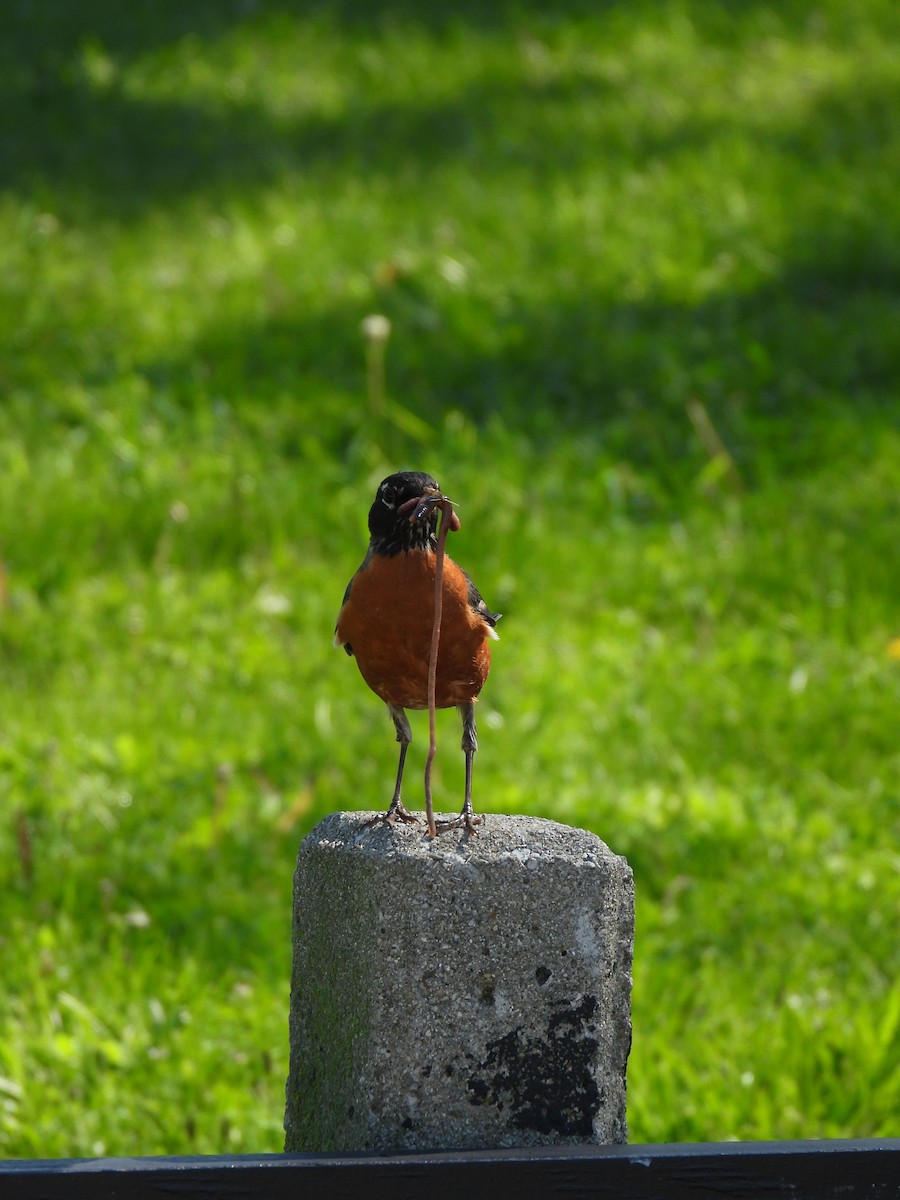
1,1139,897,1199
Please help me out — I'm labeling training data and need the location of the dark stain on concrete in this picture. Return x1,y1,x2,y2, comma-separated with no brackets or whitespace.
466,995,601,1136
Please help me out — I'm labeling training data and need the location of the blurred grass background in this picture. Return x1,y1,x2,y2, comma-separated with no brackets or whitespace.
1,0,898,1156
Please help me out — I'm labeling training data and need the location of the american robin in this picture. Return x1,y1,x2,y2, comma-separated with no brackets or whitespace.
335,470,500,833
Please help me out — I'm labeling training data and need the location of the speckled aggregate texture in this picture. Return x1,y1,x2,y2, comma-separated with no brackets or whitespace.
284,812,633,1153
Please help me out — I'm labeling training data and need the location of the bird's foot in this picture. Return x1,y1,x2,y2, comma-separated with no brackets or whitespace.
362,799,419,829
433,810,484,836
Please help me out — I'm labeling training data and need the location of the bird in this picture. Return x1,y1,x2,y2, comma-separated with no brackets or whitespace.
334,470,500,833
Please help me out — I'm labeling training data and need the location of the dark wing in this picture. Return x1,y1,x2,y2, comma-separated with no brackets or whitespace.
465,571,501,633
334,575,356,657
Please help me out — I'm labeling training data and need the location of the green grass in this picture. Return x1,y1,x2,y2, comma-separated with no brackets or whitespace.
1,0,899,1156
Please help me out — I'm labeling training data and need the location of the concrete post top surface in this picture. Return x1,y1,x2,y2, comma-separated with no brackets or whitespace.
303,811,627,870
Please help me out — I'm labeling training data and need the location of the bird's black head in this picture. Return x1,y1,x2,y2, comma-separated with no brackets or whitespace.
368,470,443,554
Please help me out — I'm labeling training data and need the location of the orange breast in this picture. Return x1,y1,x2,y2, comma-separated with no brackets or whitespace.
336,551,492,709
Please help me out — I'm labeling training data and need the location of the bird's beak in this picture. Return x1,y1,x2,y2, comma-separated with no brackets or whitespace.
396,487,462,532
413,487,444,521
396,487,442,523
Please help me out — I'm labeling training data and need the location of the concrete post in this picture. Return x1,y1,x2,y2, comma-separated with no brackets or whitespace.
284,812,633,1153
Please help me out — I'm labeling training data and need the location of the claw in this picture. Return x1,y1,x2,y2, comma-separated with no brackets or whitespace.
362,800,419,829
433,811,484,836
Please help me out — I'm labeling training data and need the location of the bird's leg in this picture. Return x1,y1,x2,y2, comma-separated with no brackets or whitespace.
364,705,418,827
435,702,484,834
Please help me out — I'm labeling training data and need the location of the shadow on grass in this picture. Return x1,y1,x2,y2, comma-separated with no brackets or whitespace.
4,0,898,487
4,1,896,219
138,236,899,493
2,0,835,64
